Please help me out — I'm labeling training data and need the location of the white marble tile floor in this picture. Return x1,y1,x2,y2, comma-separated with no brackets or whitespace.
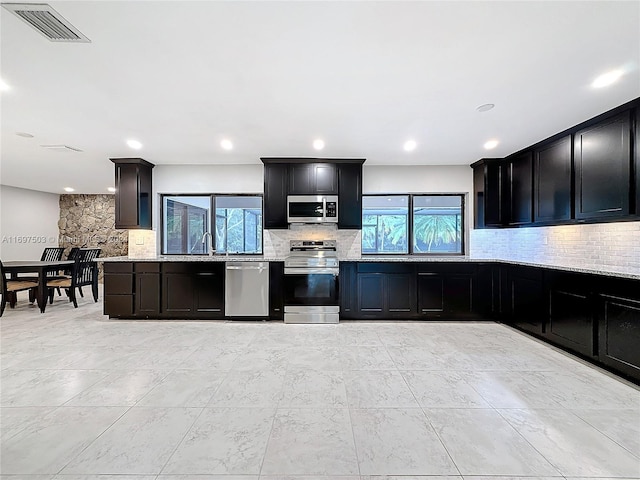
1,289,639,479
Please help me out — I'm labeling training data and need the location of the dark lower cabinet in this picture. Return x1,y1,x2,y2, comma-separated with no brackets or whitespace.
339,262,356,318
387,273,415,316
356,273,385,316
598,293,640,380
508,266,544,335
417,273,476,318
269,262,284,320
135,263,160,317
104,262,134,317
193,269,224,315
545,272,595,358
162,267,194,314
354,263,417,319
417,273,444,314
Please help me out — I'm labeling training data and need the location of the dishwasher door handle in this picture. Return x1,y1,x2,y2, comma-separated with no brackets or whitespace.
226,265,267,271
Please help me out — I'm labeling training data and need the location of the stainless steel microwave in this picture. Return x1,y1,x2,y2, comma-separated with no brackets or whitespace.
287,195,338,223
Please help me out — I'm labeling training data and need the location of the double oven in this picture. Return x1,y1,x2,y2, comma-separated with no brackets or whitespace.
283,240,339,324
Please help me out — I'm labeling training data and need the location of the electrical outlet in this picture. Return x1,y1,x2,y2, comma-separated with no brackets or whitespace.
135,236,144,245
542,236,548,245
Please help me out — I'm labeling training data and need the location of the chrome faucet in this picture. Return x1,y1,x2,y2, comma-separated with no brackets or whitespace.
201,232,215,256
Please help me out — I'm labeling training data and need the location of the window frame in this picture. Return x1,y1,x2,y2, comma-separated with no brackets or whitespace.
160,193,264,256
362,193,466,256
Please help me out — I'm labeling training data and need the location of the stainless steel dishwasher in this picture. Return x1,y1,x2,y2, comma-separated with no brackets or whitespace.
225,262,270,318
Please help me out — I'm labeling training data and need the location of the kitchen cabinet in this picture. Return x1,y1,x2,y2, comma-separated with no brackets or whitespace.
545,271,595,358
471,158,505,228
193,266,224,315
506,151,533,226
355,263,416,319
289,162,338,195
339,261,357,318
574,111,632,220
110,158,154,229
337,162,363,229
635,106,640,215
269,261,284,320
103,262,134,317
135,263,160,317
534,136,572,223
598,290,640,381
507,265,545,336
263,163,289,229
162,263,194,314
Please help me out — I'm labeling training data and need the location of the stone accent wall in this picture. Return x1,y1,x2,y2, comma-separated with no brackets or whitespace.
58,195,128,278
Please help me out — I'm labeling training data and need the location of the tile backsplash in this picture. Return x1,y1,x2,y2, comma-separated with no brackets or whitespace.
128,229,157,258
470,221,640,271
264,225,361,259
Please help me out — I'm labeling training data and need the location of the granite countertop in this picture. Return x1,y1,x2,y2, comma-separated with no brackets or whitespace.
98,255,640,281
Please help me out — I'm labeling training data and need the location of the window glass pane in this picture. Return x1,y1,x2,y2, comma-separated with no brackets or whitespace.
412,195,463,254
215,196,263,254
361,195,409,254
162,196,210,254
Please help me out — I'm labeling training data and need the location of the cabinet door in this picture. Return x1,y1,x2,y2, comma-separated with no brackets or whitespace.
636,107,640,216
417,273,444,315
288,164,313,194
264,163,288,229
472,165,486,228
194,270,224,315
357,274,384,315
269,262,284,320
104,263,134,317
548,288,594,357
575,112,631,219
484,161,504,226
445,275,474,316
339,262,356,319
507,151,533,225
313,163,338,194
534,136,572,223
510,267,544,335
115,164,140,228
338,163,362,229
136,273,160,316
387,273,415,316
162,273,194,314
598,294,640,381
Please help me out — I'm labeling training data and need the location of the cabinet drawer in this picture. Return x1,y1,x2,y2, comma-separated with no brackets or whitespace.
104,295,133,316
104,262,133,273
104,274,133,295
357,262,414,274
135,262,160,273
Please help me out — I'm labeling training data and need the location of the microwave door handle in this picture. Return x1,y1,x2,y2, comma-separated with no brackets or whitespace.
322,197,326,221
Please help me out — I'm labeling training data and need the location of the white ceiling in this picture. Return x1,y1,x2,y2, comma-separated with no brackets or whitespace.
1,1,639,194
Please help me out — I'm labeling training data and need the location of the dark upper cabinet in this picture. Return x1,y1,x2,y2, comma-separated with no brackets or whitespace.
337,162,363,229
110,158,154,229
574,111,632,219
534,136,572,223
289,163,338,195
635,107,640,215
471,158,505,228
506,151,533,225
263,163,289,229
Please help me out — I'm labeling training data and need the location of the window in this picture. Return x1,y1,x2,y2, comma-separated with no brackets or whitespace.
362,194,465,255
162,194,262,255
362,195,409,254
215,196,262,254
412,195,463,254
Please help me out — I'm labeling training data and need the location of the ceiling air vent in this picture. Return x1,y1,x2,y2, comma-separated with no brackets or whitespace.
41,144,83,152
2,3,90,42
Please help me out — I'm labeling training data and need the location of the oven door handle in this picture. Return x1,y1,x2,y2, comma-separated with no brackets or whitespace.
322,197,326,222
284,267,339,275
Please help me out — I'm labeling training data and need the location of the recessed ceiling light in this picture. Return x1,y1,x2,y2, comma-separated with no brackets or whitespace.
476,103,495,112
0,78,10,91
403,140,417,152
221,139,233,150
107,187,116,193
64,187,75,192
591,69,624,88
313,139,325,151
484,139,499,150
16,132,34,138
126,139,142,150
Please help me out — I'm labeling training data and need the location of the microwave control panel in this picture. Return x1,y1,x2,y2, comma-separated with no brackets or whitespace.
326,201,337,218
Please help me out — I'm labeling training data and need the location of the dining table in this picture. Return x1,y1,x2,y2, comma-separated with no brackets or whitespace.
3,260,74,313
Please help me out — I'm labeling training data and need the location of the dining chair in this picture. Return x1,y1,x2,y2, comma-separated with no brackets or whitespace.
46,248,101,307
0,260,39,316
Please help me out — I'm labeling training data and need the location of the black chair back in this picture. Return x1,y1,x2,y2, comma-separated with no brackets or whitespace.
74,249,101,287
67,247,80,261
40,247,65,262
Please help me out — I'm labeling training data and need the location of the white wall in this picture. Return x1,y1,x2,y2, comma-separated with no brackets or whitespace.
154,164,264,194
0,185,60,261
363,165,472,196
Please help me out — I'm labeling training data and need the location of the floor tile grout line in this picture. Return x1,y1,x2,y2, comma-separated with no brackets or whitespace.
156,405,208,477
